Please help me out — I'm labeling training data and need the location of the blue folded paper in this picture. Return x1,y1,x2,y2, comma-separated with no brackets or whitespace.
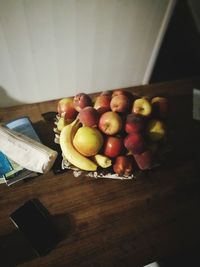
0,152,12,176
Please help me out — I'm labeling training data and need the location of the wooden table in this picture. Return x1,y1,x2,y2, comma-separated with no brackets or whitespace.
0,79,200,267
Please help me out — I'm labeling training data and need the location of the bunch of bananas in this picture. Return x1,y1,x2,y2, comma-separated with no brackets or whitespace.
59,119,111,171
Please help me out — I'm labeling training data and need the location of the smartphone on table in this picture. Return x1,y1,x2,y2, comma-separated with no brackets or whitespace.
10,199,59,256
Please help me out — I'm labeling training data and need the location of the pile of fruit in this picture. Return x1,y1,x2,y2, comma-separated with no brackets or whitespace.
55,89,168,177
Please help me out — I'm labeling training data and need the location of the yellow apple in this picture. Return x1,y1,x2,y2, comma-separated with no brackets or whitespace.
147,119,166,141
73,126,103,157
132,98,152,116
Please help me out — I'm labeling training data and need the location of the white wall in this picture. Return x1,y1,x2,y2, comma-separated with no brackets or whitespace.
0,0,175,107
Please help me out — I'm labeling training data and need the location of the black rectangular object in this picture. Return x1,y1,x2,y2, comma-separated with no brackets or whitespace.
10,199,59,256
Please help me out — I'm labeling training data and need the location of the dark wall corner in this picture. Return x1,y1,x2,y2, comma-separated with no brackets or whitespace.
150,0,200,83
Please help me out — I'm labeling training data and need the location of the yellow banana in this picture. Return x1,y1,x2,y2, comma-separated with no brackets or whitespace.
60,119,97,171
93,154,112,168
57,117,72,131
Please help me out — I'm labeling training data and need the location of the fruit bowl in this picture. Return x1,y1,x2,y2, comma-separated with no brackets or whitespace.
54,115,138,180
54,90,169,180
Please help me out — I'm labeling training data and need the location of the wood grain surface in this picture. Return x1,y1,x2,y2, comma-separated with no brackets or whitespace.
0,78,200,267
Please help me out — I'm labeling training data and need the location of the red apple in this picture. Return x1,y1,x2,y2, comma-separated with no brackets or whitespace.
57,98,78,120
113,155,134,176
124,133,146,154
73,93,92,112
132,98,152,117
151,96,168,118
93,94,111,115
110,94,130,113
133,150,152,170
112,89,131,98
112,89,125,98
112,89,134,102
125,114,145,134
78,106,99,127
100,90,112,96
98,111,122,135
103,136,124,158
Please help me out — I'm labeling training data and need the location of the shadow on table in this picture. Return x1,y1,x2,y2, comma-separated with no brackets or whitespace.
157,246,200,266
0,212,72,266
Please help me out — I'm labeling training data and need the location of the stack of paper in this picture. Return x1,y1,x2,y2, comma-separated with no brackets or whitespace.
0,117,40,185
